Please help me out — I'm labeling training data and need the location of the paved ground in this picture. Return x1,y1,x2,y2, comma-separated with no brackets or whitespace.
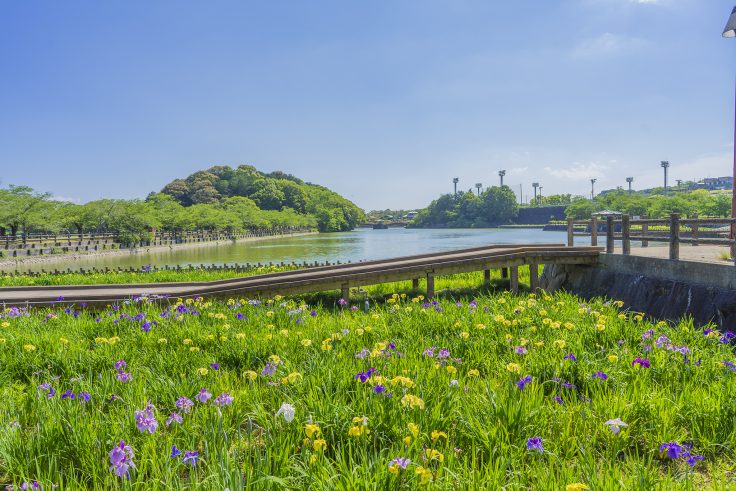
614,244,734,265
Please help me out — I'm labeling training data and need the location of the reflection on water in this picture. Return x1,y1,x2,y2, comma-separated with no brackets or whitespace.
4,228,591,272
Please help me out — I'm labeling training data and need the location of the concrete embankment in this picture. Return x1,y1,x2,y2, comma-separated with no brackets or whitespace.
541,254,736,328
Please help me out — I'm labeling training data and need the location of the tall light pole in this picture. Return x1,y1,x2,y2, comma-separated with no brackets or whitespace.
539,186,543,202
724,7,736,256
590,178,597,200
532,182,539,205
499,170,506,187
475,183,482,196
661,161,670,195
626,177,633,194
453,177,459,198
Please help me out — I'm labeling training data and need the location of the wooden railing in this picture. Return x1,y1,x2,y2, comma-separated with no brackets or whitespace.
566,214,736,262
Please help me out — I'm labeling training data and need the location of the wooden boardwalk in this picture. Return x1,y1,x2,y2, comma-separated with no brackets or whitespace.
0,244,602,307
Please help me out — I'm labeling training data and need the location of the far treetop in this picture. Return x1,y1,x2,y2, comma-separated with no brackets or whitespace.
159,165,364,232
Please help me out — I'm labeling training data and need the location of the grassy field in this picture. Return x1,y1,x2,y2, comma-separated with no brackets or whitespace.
0,273,734,489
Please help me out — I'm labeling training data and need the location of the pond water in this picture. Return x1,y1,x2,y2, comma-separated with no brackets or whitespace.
4,228,592,272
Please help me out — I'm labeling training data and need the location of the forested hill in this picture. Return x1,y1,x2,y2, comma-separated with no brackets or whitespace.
160,165,364,232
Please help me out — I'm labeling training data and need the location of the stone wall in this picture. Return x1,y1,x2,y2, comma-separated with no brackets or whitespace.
516,206,567,225
540,254,736,328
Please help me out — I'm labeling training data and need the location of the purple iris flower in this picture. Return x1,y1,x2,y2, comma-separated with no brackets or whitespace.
61,390,75,400
182,450,199,466
170,445,182,458
210,363,220,371
516,375,532,390
78,392,91,403
109,440,135,479
354,368,376,383
683,452,704,466
261,363,277,377
166,412,183,426
196,388,212,404
564,353,577,362
660,442,684,460
134,404,158,434
175,396,194,412
214,392,234,407
526,437,544,453
592,371,608,380
514,346,527,355
553,395,564,405
373,384,387,394
116,371,132,383
355,348,371,359
632,357,651,368
236,313,246,320
114,360,127,371
389,457,411,469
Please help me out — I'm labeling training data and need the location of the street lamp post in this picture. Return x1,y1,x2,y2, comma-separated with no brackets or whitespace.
499,170,506,187
661,161,670,195
626,177,634,194
590,178,597,200
453,177,459,198
723,6,736,257
475,183,482,196
532,182,539,205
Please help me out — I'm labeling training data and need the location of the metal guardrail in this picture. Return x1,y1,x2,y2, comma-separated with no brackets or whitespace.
566,214,736,262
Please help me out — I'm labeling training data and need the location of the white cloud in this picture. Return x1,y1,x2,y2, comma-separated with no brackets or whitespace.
544,162,610,180
572,33,650,59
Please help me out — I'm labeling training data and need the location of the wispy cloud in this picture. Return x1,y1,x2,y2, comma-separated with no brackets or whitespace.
571,33,650,59
544,162,609,180
509,167,528,175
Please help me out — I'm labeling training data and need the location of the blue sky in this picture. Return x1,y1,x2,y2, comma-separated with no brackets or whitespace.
1,0,736,210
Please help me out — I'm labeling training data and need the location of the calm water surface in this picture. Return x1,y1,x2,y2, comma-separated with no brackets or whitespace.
6,228,592,272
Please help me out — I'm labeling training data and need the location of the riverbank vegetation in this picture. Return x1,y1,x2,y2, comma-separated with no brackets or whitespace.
565,189,731,219
409,187,519,228
0,166,364,242
0,275,732,489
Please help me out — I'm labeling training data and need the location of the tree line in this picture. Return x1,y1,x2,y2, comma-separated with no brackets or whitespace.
565,189,732,219
409,186,519,228
0,165,365,244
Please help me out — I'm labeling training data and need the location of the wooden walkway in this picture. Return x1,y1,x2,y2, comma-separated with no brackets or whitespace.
0,244,602,307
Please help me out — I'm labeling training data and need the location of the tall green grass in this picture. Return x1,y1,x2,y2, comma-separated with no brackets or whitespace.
0,275,733,489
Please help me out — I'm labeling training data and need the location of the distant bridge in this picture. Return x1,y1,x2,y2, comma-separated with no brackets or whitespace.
0,244,602,307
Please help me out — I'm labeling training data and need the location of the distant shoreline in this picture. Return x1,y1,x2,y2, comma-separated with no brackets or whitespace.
0,231,318,271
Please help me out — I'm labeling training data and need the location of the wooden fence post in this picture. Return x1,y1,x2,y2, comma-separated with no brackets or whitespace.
529,263,539,292
641,219,649,248
341,283,350,303
412,278,419,290
691,213,699,246
590,217,598,246
669,213,680,261
483,269,491,284
509,266,519,294
426,273,435,299
622,214,630,255
567,218,574,247
606,216,614,254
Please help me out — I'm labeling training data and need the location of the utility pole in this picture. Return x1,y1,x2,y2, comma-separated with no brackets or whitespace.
626,177,633,194
475,183,482,196
532,182,539,205
590,178,597,200
499,170,506,187
453,177,459,198
661,161,670,195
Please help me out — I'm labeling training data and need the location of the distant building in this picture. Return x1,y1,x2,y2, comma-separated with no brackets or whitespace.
404,211,418,220
701,177,733,190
